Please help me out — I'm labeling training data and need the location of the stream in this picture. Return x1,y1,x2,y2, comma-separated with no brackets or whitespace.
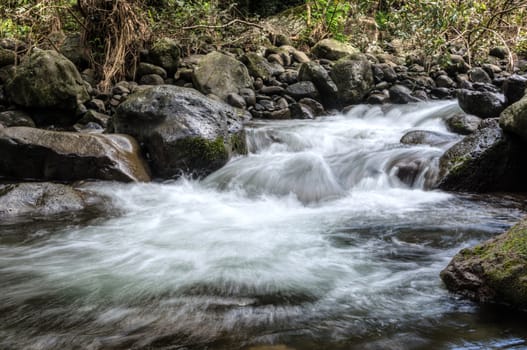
1,101,526,349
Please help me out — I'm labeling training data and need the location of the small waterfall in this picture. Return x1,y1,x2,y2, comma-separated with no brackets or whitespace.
205,100,462,203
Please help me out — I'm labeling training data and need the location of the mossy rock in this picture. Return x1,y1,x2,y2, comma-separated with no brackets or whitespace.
441,217,527,309
114,85,249,178
311,39,359,61
0,48,15,68
146,38,180,75
499,95,527,142
6,49,89,123
329,54,374,105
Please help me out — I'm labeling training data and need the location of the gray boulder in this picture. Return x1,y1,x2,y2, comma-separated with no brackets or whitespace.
441,217,527,308
437,119,527,192
285,81,320,100
241,53,284,81
0,127,150,182
457,89,506,119
499,95,527,142
389,85,421,104
192,51,252,101
311,39,358,61
330,54,374,105
6,49,89,124
298,61,338,108
503,74,527,105
114,85,248,178
0,182,105,219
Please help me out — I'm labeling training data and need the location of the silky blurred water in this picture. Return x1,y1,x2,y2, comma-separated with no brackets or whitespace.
1,101,526,349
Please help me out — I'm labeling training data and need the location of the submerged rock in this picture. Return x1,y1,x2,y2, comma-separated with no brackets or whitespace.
0,127,150,182
114,85,248,178
437,119,527,192
0,182,105,219
441,217,527,309
6,49,89,124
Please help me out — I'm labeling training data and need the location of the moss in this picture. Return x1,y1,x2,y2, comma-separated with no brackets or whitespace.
228,131,248,156
173,136,229,175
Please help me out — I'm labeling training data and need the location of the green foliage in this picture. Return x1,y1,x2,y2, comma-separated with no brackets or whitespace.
305,0,351,42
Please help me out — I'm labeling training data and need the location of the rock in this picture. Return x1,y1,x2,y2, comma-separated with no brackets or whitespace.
239,88,256,106
435,75,456,88
0,110,35,128
468,67,492,84
227,93,247,109
367,92,389,104
457,89,506,119
400,130,459,147
440,217,527,308
0,182,104,219
139,74,165,85
59,34,89,69
267,53,284,66
285,81,320,100
330,54,374,105
85,98,106,113
298,98,325,116
445,113,482,135
290,103,314,119
499,95,527,142
252,108,291,120
260,86,285,95
0,48,15,67
145,37,180,75
311,39,358,61
444,55,470,76
503,74,527,105
389,85,421,104
0,127,150,182
192,51,252,101
242,53,284,81
137,62,167,79
6,49,89,124
77,109,111,129
114,85,248,178
298,61,338,108
437,119,527,192
489,46,507,59
279,69,298,84
372,63,397,83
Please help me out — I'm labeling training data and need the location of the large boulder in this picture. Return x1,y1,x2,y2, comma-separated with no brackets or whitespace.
192,51,253,101
330,54,374,105
441,217,527,309
145,37,180,75
0,182,105,219
298,61,338,108
499,95,527,142
457,89,506,119
436,119,527,192
114,85,248,178
6,49,89,124
311,39,358,61
0,127,150,182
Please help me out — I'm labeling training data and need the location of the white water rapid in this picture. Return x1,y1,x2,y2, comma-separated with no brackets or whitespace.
1,101,526,350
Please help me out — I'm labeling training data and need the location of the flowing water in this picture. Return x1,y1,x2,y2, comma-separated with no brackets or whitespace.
1,101,527,350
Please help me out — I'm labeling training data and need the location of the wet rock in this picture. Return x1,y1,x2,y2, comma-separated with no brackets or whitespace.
144,37,180,75
260,86,285,95
239,88,256,106
298,98,325,116
114,85,248,178
6,49,89,124
437,119,527,192
503,74,527,105
367,92,389,104
457,89,506,119
400,130,459,147
252,108,291,120
389,85,420,104
445,113,482,135
192,51,252,101
285,81,320,100
311,38,358,61
441,217,527,309
0,126,150,182
242,53,284,81
0,110,35,128
0,182,105,219
499,95,527,142
298,61,338,108
330,54,374,105
290,103,314,119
